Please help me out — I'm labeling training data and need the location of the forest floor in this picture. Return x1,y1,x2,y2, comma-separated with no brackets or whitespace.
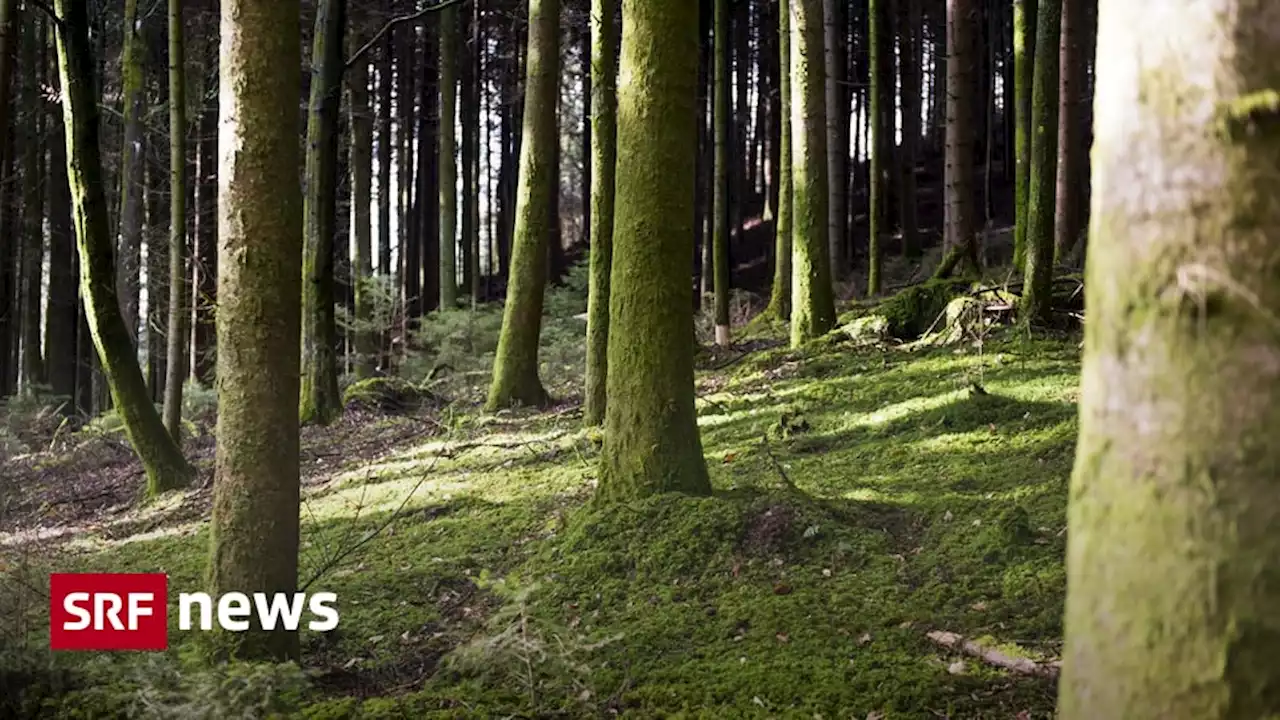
1,278,1078,719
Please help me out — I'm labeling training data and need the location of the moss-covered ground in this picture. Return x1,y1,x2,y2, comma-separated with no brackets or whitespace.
2,318,1076,719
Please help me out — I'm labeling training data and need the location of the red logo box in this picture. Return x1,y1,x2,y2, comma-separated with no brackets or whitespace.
49,573,169,651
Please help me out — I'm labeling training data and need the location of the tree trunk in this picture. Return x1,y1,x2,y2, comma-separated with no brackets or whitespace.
376,25,393,368
1053,0,1086,261
52,0,192,494
193,74,217,384
349,50,376,379
439,5,459,309
209,0,303,663
20,16,46,390
417,19,439,315
1012,0,1035,267
0,0,13,398
116,0,145,347
1060,2,1280,715
46,56,77,407
596,0,710,503
1019,0,1060,323
789,0,837,346
712,0,731,345
824,0,847,280
162,0,187,444
583,0,615,427
463,3,481,308
867,0,889,294
765,0,792,322
299,0,347,425
898,0,921,258
486,0,559,409
146,129,167,401
939,0,980,277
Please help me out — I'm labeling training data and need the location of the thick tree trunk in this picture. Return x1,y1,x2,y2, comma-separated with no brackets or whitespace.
789,0,837,347
349,51,376,379
162,0,187,444
765,0,792,322
1012,0,1036,267
52,0,192,494
712,0,731,345
583,0,615,428
1060,2,1280,715
1019,0,1061,323
299,0,347,426
824,0,847,280
209,0,303,663
596,0,710,503
940,0,980,277
485,0,559,409
439,5,459,309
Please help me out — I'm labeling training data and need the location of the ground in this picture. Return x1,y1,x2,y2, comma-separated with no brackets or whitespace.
0,279,1076,719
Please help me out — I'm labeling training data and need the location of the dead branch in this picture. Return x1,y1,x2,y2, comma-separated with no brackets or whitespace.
926,630,1061,679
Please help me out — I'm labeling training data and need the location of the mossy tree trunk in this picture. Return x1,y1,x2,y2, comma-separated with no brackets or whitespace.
209,0,303,663
348,46,376,380
596,0,710,503
1019,0,1060,324
789,0,837,348
942,0,980,276
52,0,192,496
1012,0,1036,267
116,0,144,347
712,0,731,346
583,0,616,427
867,0,888,294
898,0,921,259
162,0,187,444
765,0,792,322
824,0,846,280
439,5,459,310
485,0,559,410
300,0,347,426
1059,2,1280,715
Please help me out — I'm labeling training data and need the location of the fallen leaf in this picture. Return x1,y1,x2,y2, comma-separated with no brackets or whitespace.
775,632,790,643
773,583,793,595
724,452,737,464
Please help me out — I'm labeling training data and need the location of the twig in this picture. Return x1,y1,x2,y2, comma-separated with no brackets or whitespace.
926,630,1060,679
759,433,799,493
29,0,62,27
346,0,469,70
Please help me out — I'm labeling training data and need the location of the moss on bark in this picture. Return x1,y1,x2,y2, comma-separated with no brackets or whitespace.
764,0,792,322
52,0,192,497
486,0,559,410
943,0,981,278
300,0,347,426
595,0,710,503
583,0,616,427
439,5,459,310
788,0,837,348
162,0,187,444
347,44,376,380
867,0,886,294
1012,0,1035,268
207,0,303,662
1019,0,1060,324
1060,2,1280,715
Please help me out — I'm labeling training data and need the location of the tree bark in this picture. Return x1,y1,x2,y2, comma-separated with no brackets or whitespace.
485,0,559,410
46,52,77,408
898,0,921,258
824,0,847,280
583,0,615,427
867,0,889,293
116,0,145,347
1012,0,1036,267
596,0,710,503
941,0,980,277
712,0,731,345
1019,0,1061,323
1059,2,1280,715
192,71,217,385
789,0,837,347
349,48,376,379
1052,0,1086,261
52,0,192,494
299,0,347,425
765,0,792,322
439,5,458,310
162,0,188,444
209,0,303,663
20,16,46,390
0,0,13,398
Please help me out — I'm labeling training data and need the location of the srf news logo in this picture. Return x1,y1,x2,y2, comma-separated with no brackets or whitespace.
49,573,339,651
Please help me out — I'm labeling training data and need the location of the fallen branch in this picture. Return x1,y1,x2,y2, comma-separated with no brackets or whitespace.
926,630,1060,679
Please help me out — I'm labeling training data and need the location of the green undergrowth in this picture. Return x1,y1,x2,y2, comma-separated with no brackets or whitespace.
5,321,1078,719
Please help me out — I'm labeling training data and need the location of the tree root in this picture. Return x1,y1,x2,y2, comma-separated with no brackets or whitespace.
925,630,1061,679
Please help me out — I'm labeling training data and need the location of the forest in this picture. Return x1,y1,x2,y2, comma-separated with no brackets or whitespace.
0,0,1275,717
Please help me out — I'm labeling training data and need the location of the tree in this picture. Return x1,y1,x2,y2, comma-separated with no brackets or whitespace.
824,0,846,280
583,0,616,427
595,0,710,503
898,0,921,259
348,44,376,379
208,0,303,662
162,0,187,444
1020,0,1061,323
764,0,792,321
936,0,981,278
866,0,888,293
788,0,837,347
712,0,731,346
20,16,44,390
1012,0,1036,267
439,4,458,309
52,0,192,496
1059,3,1280,715
117,0,145,346
299,0,347,425
1053,0,1087,261
486,0,559,410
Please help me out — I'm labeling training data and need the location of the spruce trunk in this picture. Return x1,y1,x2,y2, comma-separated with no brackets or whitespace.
162,0,187,444
583,0,616,427
1019,0,1060,323
765,0,792,321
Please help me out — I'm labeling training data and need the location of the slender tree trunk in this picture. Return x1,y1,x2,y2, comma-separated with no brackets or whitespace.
1019,0,1060,323
824,0,847,280
596,0,710,503
146,131,167,400
376,25,392,368
1060,2,1280,715
463,3,481,308
46,53,77,407
52,0,192,494
349,52,376,378
162,0,187,444
1053,0,1085,261
417,19,439,314
867,0,889,293
403,31,422,323
20,16,46,390
898,0,921,258
439,5,459,309
299,0,347,425
116,0,145,347
937,0,981,278
790,0,837,346
1012,0,1035,267
0,0,13,398
712,0,731,346
209,0,303,663
583,0,615,427
765,0,792,322
193,73,217,384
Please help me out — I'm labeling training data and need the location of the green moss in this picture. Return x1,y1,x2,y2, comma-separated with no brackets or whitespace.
1216,89,1280,141
341,377,439,414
